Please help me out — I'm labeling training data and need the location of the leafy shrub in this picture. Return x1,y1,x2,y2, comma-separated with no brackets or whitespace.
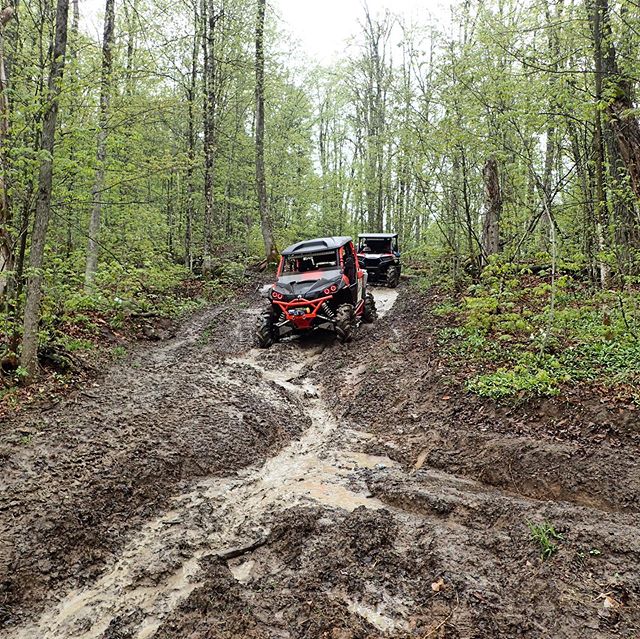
431,267,640,400
467,366,561,399
464,296,499,332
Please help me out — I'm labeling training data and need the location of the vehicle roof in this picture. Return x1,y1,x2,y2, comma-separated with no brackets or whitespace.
358,232,398,239
281,236,353,256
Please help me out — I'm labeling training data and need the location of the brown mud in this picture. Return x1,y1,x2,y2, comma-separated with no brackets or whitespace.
0,285,638,638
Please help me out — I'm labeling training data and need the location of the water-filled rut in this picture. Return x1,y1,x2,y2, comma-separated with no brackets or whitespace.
4,289,401,639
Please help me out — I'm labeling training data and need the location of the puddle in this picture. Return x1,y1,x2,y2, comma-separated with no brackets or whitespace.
228,348,320,397
347,600,403,632
330,590,410,634
372,288,399,318
414,449,429,470
229,559,255,584
17,548,203,639
11,338,401,639
338,451,398,470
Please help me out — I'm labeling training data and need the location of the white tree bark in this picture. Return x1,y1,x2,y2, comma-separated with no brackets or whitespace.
84,0,115,289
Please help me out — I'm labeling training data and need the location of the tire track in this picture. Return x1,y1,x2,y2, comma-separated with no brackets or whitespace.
3,290,401,638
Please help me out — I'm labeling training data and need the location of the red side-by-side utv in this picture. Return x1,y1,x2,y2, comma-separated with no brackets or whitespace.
255,236,377,348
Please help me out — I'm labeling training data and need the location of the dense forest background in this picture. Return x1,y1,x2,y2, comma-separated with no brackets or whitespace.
0,0,639,391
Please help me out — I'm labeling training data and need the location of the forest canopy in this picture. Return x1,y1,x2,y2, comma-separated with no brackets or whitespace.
1,0,640,381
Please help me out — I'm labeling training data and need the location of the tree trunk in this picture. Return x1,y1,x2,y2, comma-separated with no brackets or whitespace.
588,0,610,287
124,0,137,95
459,148,478,272
538,1,562,249
64,0,80,258
71,0,79,50
185,0,198,271
166,171,174,256
568,124,597,282
21,0,69,378
481,156,502,263
609,136,640,212
202,0,220,274
599,0,640,212
255,0,276,262
84,0,115,290
0,6,15,298
587,0,640,278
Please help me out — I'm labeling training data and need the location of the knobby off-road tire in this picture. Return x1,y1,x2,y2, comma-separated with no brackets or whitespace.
255,305,277,349
335,303,356,343
386,265,400,288
363,291,377,323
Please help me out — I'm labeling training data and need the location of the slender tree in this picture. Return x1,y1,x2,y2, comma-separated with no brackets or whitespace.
255,0,276,262
185,0,199,270
20,0,70,377
202,0,221,273
481,156,501,262
0,6,14,298
587,0,610,286
84,0,116,289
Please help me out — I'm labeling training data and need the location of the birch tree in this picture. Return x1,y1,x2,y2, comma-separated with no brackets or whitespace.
84,0,116,289
255,0,276,262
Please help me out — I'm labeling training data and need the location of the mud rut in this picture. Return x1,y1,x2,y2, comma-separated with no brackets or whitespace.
3,287,640,639
5,290,402,639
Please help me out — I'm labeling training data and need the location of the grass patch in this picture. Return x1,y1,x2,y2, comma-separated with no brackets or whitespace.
111,346,128,360
529,521,564,560
432,263,640,401
468,366,561,399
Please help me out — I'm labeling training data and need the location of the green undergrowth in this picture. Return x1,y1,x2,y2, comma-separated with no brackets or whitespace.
429,262,640,401
0,257,252,390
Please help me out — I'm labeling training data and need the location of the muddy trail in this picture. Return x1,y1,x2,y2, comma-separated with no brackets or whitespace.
1,285,639,638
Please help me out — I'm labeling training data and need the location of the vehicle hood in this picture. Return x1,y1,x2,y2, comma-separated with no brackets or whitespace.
275,269,342,298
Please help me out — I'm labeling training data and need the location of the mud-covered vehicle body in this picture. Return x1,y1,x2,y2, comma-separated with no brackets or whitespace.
256,236,376,347
357,232,401,287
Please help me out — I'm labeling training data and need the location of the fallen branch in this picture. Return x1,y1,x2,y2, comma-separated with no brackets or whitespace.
618,295,638,342
421,589,460,638
215,536,268,561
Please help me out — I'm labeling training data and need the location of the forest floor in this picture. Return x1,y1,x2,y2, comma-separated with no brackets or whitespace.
0,283,639,638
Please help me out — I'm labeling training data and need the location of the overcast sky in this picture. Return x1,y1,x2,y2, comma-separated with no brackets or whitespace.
272,0,448,63
81,0,450,62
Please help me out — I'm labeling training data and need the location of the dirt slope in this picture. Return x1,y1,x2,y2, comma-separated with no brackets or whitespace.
0,285,638,638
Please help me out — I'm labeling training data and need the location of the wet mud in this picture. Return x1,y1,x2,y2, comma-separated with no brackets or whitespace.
1,286,639,638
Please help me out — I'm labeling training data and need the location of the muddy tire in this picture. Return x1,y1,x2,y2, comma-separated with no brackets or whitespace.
255,306,277,349
386,265,400,288
363,292,377,323
335,304,356,343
